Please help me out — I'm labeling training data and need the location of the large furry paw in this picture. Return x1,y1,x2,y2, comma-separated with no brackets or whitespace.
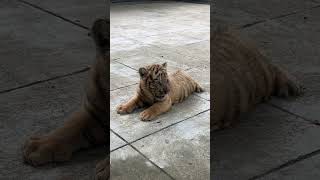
140,109,157,121
95,157,110,180
278,81,304,98
116,104,134,114
276,72,305,98
22,136,72,166
272,64,306,98
196,85,205,93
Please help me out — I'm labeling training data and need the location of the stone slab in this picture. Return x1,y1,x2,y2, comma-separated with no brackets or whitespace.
211,6,261,28
241,21,320,75
110,62,139,91
159,40,210,68
131,31,206,48
110,85,210,142
212,104,320,180
110,131,127,151
114,53,191,72
0,0,94,92
24,0,106,27
258,153,320,180
110,145,172,180
240,8,320,123
132,111,210,180
0,72,107,179
214,0,318,22
111,2,209,37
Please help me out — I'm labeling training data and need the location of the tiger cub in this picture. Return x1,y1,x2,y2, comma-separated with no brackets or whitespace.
211,26,304,130
117,63,203,121
22,19,109,179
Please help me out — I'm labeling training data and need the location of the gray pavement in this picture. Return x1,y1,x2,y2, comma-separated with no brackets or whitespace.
213,0,320,180
0,0,106,179
0,1,210,180
0,0,319,180
110,2,210,180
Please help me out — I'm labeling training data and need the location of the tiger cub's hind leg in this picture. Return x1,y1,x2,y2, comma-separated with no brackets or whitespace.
273,65,304,98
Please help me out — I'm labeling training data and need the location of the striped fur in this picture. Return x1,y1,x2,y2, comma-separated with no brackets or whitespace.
117,63,203,121
211,27,303,130
23,19,110,179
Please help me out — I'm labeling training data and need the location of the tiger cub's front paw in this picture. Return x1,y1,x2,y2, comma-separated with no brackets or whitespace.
116,104,134,114
140,109,157,121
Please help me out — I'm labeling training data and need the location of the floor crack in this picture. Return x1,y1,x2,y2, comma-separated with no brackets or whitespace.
110,129,176,180
18,0,89,30
0,67,90,94
267,102,320,126
109,110,211,179
248,148,320,180
240,4,320,29
110,83,138,91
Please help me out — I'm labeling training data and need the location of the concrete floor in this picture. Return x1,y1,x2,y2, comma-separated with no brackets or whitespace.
110,2,210,180
1,0,320,180
213,0,320,180
0,0,210,180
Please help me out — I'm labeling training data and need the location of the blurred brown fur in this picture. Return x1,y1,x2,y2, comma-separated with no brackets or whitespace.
211,26,304,131
23,19,110,179
117,63,204,121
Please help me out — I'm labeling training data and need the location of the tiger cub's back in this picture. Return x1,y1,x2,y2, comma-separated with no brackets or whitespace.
211,26,277,129
169,70,203,104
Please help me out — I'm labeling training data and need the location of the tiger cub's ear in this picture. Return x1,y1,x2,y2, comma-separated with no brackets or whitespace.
139,67,147,78
162,62,167,69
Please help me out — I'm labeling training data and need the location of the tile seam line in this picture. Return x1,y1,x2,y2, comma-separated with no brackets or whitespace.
110,83,138,91
114,59,198,73
110,109,209,179
248,148,320,180
270,4,320,20
110,143,129,152
111,0,208,5
194,93,210,101
113,60,138,71
110,129,176,180
0,67,90,95
111,109,209,149
109,67,208,97
129,144,176,180
18,0,89,30
267,102,320,126
121,29,209,42
239,4,320,29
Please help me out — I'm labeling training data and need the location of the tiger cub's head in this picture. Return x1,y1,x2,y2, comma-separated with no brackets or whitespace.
138,63,170,101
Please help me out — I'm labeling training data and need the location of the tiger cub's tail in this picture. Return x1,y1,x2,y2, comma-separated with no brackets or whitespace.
91,18,109,55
